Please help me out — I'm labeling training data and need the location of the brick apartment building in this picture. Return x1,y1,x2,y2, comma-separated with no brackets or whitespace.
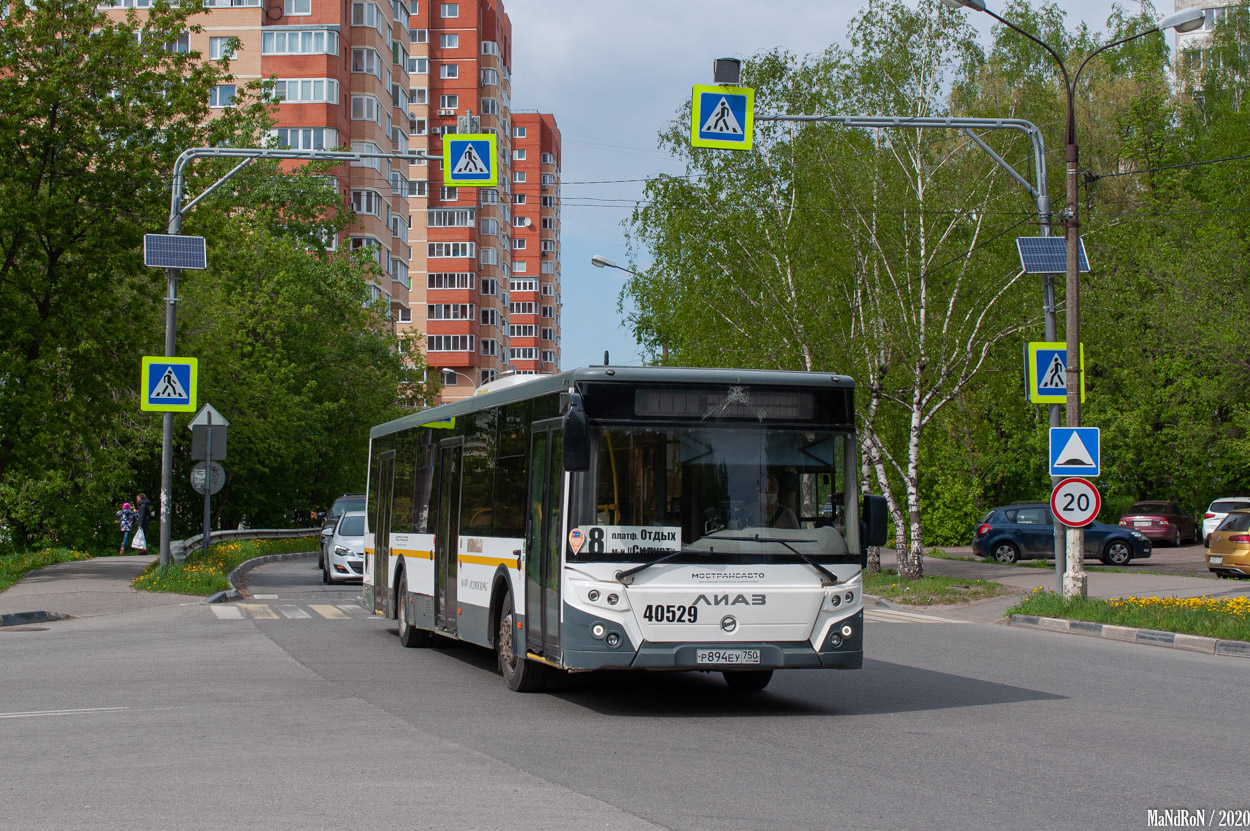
101,0,560,404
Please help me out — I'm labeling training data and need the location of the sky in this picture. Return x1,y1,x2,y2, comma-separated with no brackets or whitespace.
503,0,1148,368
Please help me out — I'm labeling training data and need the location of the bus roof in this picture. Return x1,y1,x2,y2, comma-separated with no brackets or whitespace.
371,366,855,439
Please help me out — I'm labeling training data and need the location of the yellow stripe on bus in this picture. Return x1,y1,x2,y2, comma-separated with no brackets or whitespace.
458,554,519,568
394,549,434,560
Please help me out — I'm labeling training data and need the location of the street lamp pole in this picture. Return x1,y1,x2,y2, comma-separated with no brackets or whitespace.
591,255,668,359
941,0,1204,596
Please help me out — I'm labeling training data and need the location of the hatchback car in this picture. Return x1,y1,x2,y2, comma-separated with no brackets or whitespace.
318,493,366,569
972,502,1152,565
1207,509,1250,578
1116,501,1196,547
1202,498,1250,547
323,510,366,584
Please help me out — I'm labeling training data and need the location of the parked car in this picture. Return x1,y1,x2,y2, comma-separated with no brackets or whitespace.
318,493,366,569
1116,500,1196,547
1202,497,1250,547
323,510,366,584
1206,508,1250,579
972,502,1152,565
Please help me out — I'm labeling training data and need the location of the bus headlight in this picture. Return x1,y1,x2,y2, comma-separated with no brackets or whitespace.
605,632,621,648
590,623,606,639
841,624,853,637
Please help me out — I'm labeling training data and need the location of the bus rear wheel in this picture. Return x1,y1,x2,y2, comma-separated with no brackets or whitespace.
396,571,431,648
497,595,546,692
722,670,773,691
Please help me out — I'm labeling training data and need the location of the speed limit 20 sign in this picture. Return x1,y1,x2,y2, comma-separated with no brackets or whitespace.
1050,477,1101,528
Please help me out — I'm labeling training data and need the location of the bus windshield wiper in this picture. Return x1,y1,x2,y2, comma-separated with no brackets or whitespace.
700,534,839,586
614,548,699,584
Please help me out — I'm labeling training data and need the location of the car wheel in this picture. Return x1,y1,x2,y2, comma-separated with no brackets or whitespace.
723,670,774,691
1102,540,1132,566
497,594,546,692
1172,528,1181,547
321,561,330,584
990,542,1020,564
396,571,432,648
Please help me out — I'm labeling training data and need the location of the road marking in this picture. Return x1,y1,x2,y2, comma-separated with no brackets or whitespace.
309,604,347,619
865,608,967,625
210,605,243,619
239,603,279,619
278,605,311,619
251,594,278,599
0,707,129,720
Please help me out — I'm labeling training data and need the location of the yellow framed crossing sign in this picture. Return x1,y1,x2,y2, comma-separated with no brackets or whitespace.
443,134,497,186
141,356,198,413
690,84,754,150
1025,341,1084,404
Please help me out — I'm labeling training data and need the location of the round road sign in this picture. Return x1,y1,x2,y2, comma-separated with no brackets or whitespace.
190,461,225,495
1050,477,1101,528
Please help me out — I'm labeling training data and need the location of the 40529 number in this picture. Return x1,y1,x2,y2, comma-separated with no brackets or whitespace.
642,604,698,623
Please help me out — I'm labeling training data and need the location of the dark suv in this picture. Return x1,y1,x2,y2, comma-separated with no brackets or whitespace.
972,502,1152,566
318,493,366,569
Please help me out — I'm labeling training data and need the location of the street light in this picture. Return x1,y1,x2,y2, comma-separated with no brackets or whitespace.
940,0,1204,597
591,255,668,359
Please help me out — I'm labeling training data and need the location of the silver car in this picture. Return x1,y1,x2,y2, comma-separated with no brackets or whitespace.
1203,498,1250,546
322,511,365,584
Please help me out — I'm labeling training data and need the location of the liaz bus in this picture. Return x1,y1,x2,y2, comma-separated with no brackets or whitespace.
362,366,887,692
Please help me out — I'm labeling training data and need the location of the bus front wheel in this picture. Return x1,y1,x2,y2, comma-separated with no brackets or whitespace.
723,670,773,691
498,595,546,692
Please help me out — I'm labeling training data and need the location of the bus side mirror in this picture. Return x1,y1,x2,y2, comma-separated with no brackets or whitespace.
563,392,590,472
860,494,888,555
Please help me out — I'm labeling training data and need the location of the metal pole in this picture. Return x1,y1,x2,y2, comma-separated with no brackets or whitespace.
1063,112,1087,597
202,411,212,558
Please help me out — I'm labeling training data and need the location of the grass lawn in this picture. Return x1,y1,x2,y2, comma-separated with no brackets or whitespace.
1008,589,1250,642
132,536,316,595
0,548,95,593
861,568,1013,605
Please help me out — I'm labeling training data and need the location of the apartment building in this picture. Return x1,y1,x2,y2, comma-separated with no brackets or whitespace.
101,0,561,405
1174,1,1234,56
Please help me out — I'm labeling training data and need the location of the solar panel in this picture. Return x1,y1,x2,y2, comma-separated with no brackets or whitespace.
144,234,207,270
1016,237,1089,274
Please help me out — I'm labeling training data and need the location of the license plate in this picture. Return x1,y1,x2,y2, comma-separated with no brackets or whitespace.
1210,556,1223,565
1134,521,1151,527
696,649,761,665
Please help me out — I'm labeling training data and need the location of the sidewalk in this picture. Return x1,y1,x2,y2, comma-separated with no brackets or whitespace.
0,554,201,622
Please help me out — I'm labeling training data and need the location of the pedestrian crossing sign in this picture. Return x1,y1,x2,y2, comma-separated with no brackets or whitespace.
1025,341,1084,404
690,84,754,150
141,356,198,413
443,134,497,186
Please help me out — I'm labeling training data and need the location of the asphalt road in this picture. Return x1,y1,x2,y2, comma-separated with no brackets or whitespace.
2,557,1243,831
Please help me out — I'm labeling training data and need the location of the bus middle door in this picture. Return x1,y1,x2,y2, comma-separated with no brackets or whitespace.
434,438,463,635
371,451,395,615
525,420,564,658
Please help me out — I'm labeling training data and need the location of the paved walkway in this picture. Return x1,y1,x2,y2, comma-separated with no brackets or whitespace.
0,554,201,620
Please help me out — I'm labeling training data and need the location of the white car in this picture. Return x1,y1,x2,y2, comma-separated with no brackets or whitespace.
1203,498,1250,546
322,511,366,583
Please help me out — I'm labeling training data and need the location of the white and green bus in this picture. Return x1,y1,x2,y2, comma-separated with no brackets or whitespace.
362,366,887,692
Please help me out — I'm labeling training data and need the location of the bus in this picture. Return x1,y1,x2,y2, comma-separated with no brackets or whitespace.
362,366,887,692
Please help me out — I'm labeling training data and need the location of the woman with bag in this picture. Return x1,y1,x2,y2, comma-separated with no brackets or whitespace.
133,493,150,551
117,501,138,556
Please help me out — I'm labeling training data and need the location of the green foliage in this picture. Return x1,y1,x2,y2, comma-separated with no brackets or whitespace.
861,568,1010,605
131,535,316,595
1008,589,1250,642
0,2,430,547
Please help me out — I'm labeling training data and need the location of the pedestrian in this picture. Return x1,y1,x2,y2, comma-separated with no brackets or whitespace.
135,493,151,537
117,501,138,555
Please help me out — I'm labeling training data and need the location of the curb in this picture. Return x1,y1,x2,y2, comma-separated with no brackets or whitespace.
204,550,316,604
863,594,897,610
1,610,70,627
1008,614,1250,658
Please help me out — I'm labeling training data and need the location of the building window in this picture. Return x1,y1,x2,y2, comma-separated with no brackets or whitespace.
410,87,428,105
513,149,526,161
285,0,311,13
428,241,475,258
409,117,427,136
352,48,382,78
352,1,387,36
398,308,412,323
541,283,555,296
541,217,556,230
509,324,536,338
274,127,338,150
481,40,498,56
480,218,498,236
541,261,555,275
209,85,235,108
165,33,190,53
409,28,428,43
209,37,236,60
408,180,428,198
440,2,458,17
542,350,555,364
427,208,476,227
481,308,498,325
513,238,526,250
275,78,338,103
511,279,537,293
427,303,476,320
350,189,383,217
440,186,458,201
479,98,498,115
409,57,428,74
428,335,474,352
480,247,499,266
513,171,526,183
480,189,498,205
541,153,555,165
542,305,555,318
541,173,555,185
263,30,339,55
428,272,475,289
512,347,538,361
481,68,498,86
440,63,459,79
510,302,536,315
541,327,554,341
440,33,459,48
440,94,459,110
541,240,556,253
351,95,382,123
481,339,499,357
541,196,556,208
481,281,498,299
513,126,526,138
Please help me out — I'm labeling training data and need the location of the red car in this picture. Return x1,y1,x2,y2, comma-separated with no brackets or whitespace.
1117,500,1197,546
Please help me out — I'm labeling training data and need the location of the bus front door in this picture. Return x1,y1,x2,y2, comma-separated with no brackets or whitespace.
434,439,463,635
525,421,564,658
371,451,395,614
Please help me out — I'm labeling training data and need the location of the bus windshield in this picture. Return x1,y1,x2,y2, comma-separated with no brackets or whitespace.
575,424,857,563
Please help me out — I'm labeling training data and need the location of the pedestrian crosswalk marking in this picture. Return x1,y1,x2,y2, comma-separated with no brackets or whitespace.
239,603,279,619
210,605,243,619
278,605,311,619
309,604,348,619
865,608,967,625
213,603,372,621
